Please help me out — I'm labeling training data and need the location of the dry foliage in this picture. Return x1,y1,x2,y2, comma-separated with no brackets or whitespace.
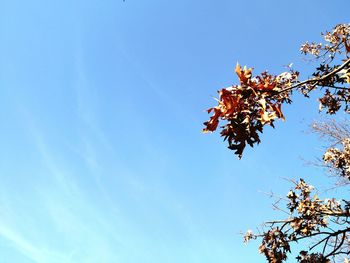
204,24,350,262
204,24,350,158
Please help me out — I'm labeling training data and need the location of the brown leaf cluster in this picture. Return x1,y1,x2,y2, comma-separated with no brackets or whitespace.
203,64,296,157
300,24,350,58
245,179,350,263
258,228,290,263
203,23,350,263
204,24,350,157
324,138,350,180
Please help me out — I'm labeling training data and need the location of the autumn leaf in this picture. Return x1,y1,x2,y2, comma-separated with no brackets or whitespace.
235,63,253,84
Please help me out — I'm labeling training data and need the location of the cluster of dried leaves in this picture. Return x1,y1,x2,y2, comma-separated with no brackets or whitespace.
203,64,296,157
204,23,350,158
204,24,350,262
244,178,350,262
324,138,350,180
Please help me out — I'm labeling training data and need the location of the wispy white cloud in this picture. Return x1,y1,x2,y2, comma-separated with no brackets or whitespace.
2,101,124,262
0,32,208,263
0,223,73,263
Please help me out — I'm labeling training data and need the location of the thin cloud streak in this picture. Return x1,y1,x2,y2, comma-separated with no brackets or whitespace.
0,224,73,263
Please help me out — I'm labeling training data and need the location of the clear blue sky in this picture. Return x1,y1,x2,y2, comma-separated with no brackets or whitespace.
0,1,349,262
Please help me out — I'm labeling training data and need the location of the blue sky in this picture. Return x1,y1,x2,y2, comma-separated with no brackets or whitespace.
0,0,349,262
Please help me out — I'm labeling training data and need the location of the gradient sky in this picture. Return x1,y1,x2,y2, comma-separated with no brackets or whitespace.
0,1,349,262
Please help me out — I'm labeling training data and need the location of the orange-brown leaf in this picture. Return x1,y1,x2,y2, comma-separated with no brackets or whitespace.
272,103,285,120
203,107,221,132
235,63,253,84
